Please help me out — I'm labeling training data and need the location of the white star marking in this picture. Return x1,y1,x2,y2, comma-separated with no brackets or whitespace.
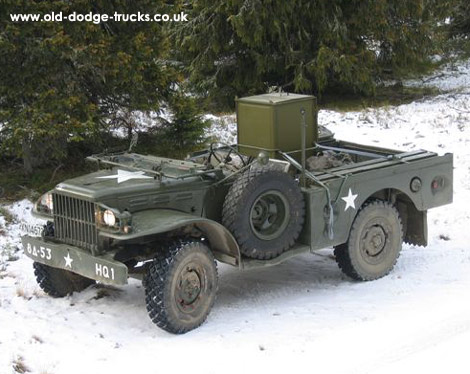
64,253,73,268
341,188,358,211
97,169,153,184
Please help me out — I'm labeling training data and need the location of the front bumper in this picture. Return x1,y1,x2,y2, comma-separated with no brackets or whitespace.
21,236,128,285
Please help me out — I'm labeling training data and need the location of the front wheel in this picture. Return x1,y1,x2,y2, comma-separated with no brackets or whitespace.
33,262,95,297
144,240,218,334
334,200,403,281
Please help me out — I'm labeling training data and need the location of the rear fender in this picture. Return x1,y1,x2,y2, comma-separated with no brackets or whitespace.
99,209,241,267
368,188,428,246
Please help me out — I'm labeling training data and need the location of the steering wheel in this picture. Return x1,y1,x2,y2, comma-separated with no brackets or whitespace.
208,142,247,169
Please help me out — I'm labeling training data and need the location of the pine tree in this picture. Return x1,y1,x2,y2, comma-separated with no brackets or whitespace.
0,0,178,174
450,0,470,37
160,92,210,155
175,0,449,108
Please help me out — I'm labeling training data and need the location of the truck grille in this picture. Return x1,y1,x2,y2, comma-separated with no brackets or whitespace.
53,193,98,253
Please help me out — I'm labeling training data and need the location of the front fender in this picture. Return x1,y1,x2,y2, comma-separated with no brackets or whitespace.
99,209,241,267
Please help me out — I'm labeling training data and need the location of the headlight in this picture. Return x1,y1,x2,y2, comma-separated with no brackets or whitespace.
96,205,132,234
102,209,116,226
41,193,54,212
33,192,54,218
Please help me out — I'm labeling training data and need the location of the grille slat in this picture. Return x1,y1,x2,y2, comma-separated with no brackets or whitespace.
53,194,98,253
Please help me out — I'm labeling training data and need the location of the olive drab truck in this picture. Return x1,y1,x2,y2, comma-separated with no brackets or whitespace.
22,93,453,334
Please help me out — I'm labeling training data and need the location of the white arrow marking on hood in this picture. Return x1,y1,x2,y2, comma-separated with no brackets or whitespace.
97,169,153,184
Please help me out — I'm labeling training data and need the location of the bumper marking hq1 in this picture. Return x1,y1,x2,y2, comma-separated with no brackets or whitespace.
21,236,128,285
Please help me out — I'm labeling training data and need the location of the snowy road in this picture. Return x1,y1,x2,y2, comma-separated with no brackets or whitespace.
1,59,470,374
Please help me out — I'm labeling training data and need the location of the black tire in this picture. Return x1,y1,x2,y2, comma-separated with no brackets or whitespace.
144,240,218,334
334,200,403,281
33,262,95,297
222,169,305,260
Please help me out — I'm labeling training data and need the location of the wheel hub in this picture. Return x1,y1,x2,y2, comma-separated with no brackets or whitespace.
251,199,269,223
362,225,387,257
177,267,202,306
250,190,290,241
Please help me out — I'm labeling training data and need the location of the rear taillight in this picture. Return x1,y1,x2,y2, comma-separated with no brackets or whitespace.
431,176,445,193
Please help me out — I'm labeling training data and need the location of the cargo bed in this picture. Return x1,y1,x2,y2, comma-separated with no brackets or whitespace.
237,141,454,270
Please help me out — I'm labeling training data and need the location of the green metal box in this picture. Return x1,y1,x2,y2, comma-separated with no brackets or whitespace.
236,93,318,159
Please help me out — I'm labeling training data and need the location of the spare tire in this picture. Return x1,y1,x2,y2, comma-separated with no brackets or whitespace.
222,169,305,260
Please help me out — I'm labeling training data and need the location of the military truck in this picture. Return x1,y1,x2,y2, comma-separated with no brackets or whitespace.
22,93,453,334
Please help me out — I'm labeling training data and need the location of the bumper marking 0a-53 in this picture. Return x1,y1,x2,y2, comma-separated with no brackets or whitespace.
21,236,128,285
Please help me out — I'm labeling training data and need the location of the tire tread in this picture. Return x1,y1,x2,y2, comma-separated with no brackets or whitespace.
334,200,403,281
33,262,94,297
144,240,218,334
222,169,305,260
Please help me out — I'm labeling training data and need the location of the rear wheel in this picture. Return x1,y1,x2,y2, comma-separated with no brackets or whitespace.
144,240,218,334
334,200,403,281
33,262,95,297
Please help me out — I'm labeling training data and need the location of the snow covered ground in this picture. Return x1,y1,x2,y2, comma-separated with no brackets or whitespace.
1,59,470,374
405,57,470,92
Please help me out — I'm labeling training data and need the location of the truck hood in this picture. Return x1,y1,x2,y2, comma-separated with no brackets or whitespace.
50,152,221,214
55,169,162,200
54,168,206,201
